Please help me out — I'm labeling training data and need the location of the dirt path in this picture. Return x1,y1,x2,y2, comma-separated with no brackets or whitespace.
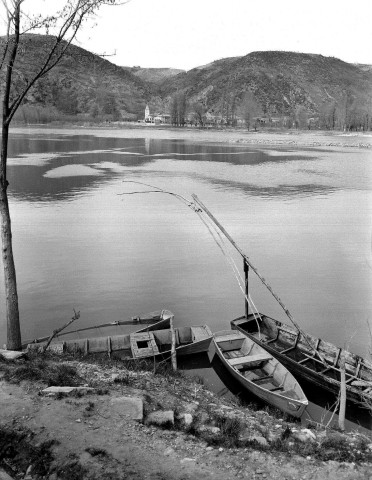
1,364,371,480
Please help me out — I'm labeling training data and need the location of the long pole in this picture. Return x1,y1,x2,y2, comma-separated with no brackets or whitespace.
191,194,327,365
244,260,249,318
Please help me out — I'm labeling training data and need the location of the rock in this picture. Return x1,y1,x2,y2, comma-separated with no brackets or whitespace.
197,425,220,435
41,386,94,396
181,402,199,414
163,447,175,456
0,468,15,480
176,412,193,427
292,429,316,443
0,349,25,360
146,410,174,427
110,396,143,421
325,431,347,443
180,458,196,465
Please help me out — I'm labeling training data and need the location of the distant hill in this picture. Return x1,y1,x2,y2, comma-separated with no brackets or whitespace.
2,35,371,128
158,51,372,125
355,63,372,73
1,34,150,120
122,67,185,84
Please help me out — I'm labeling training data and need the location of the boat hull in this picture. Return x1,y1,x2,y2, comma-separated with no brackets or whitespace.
28,323,213,360
231,314,372,407
213,330,308,418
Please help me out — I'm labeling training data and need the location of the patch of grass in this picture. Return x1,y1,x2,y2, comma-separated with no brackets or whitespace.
1,358,81,387
55,456,87,480
0,426,57,478
85,447,108,457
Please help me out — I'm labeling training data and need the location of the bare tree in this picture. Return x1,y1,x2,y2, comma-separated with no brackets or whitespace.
0,0,121,350
239,91,261,130
169,92,187,126
191,102,206,127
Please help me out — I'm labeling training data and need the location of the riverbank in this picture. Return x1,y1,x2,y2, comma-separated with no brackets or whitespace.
1,353,371,479
10,123,372,149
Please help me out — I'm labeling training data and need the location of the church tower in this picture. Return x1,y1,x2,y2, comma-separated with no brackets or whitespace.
145,104,150,121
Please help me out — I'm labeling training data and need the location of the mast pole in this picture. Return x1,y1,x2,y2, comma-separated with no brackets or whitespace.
244,259,249,318
191,194,327,365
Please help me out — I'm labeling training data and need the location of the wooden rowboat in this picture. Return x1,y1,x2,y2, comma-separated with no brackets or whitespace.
211,329,308,417
23,309,174,348
28,322,213,360
231,314,372,408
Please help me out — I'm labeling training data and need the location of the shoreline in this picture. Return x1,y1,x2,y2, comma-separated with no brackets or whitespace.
0,354,371,479
10,123,372,149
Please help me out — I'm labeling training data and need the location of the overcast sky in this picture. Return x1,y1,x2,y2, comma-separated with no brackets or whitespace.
14,0,372,70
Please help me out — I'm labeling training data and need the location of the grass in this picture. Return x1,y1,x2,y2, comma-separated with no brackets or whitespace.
0,426,57,478
0,355,81,386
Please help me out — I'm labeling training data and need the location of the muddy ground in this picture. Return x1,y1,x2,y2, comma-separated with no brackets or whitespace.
0,355,371,480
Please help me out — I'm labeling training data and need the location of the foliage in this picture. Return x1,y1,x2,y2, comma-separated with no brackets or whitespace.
0,356,80,386
170,92,187,126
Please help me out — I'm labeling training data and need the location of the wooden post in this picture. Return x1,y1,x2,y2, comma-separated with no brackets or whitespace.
338,353,346,431
244,260,249,318
170,315,177,371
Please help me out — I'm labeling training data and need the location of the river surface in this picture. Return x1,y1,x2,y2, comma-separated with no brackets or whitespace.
1,126,371,427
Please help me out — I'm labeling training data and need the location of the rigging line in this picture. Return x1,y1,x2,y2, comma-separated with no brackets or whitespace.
192,194,328,367
119,181,196,209
196,210,262,338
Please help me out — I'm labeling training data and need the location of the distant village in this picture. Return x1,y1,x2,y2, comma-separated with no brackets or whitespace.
143,104,288,129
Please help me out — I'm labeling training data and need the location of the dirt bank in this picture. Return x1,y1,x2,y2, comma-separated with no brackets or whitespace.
0,355,371,480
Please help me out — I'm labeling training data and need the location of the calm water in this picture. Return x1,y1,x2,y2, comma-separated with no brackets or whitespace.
1,128,371,427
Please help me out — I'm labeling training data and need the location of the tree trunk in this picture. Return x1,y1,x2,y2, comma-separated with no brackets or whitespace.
0,122,21,350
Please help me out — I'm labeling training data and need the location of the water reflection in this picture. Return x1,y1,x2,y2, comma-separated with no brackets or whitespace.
0,130,371,384
7,135,325,202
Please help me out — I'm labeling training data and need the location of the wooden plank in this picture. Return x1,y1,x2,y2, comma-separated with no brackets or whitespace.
252,375,273,383
130,332,159,358
228,353,272,366
215,334,244,343
191,326,209,340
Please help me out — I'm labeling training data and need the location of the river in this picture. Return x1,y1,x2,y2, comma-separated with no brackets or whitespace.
1,126,371,428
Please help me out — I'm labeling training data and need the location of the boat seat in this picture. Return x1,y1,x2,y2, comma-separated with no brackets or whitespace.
215,334,244,343
228,353,272,367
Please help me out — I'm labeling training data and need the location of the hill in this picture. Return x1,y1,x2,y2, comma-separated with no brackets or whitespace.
122,66,185,84
1,34,150,121
2,35,371,128
157,51,372,128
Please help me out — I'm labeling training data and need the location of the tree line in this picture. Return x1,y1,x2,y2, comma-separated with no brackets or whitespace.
166,90,372,132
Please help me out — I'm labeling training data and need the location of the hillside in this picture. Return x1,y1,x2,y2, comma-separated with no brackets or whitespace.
157,51,372,127
1,34,150,120
122,66,185,84
2,35,371,127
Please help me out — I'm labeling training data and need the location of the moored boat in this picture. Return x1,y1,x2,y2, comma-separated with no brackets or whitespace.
28,322,213,359
231,314,372,408
211,329,308,417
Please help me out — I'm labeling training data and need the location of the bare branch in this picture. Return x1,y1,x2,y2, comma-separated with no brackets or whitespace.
42,309,81,353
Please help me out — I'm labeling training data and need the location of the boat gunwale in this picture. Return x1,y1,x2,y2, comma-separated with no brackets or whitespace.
213,330,308,415
231,314,372,404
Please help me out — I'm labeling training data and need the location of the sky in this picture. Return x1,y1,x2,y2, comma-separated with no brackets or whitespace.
5,0,372,71
77,0,372,70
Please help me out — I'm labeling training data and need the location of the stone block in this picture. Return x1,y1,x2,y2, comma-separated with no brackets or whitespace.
110,396,143,421
146,410,174,427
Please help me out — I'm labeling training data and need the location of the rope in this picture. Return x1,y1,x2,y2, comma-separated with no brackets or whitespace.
196,209,262,339
118,181,326,362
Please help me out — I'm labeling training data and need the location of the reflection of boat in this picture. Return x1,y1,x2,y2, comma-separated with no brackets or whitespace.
231,315,372,408
211,330,308,417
